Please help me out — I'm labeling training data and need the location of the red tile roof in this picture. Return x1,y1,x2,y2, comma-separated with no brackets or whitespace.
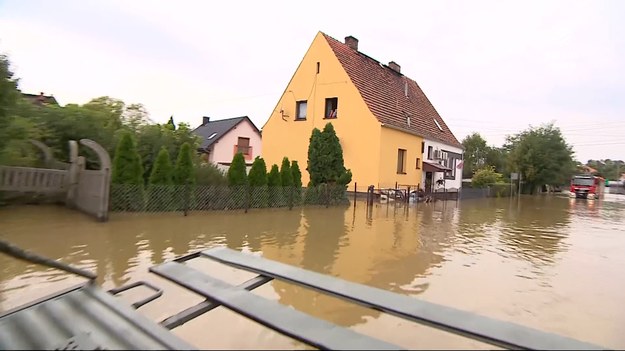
322,33,462,149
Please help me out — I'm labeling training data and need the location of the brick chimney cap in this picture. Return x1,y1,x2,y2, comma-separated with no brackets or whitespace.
388,61,401,73
344,36,359,51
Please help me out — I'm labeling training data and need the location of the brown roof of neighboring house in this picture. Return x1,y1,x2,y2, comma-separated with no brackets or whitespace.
579,165,598,174
21,92,59,106
322,33,462,149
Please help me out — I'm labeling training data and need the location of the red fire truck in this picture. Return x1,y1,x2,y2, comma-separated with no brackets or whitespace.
569,174,605,200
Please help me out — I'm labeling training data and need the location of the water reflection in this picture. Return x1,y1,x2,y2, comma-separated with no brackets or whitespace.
1,195,625,349
263,202,456,326
497,196,571,265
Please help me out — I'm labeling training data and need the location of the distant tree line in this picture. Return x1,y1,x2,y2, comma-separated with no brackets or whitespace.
584,159,624,181
462,124,625,192
462,123,578,194
0,53,226,187
1,51,352,210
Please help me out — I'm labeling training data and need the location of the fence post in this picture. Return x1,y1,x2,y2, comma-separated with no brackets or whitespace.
288,186,293,210
354,182,357,203
406,186,411,204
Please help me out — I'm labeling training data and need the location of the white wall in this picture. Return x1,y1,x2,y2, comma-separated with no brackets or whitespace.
211,119,262,164
422,139,463,191
216,163,253,175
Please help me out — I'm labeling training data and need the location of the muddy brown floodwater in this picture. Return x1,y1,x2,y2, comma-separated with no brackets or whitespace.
1,194,624,349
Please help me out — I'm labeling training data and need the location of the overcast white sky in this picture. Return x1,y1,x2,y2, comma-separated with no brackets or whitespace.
1,0,623,163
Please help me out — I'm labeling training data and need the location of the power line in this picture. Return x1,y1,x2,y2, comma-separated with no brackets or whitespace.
448,119,611,131
570,141,625,146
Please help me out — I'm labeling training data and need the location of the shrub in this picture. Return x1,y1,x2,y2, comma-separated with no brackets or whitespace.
267,164,282,207
472,166,503,188
111,131,144,211
227,152,248,186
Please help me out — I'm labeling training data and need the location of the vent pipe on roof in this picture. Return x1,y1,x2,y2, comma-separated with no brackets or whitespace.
345,36,359,51
388,61,401,74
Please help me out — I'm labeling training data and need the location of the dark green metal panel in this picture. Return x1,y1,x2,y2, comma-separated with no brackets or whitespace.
150,261,403,350
201,247,605,351
0,283,195,350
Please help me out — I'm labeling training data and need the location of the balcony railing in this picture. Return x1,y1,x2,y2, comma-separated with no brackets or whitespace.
233,145,253,161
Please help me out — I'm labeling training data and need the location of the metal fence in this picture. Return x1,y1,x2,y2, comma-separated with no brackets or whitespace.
459,183,513,201
109,184,350,213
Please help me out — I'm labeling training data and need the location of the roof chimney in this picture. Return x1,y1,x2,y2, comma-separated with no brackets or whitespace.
388,61,401,74
202,116,210,125
345,36,359,51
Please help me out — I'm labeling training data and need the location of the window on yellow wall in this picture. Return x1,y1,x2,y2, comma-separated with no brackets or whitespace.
324,97,338,119
296,101,307,120
397,149,407,174
416,157,421,169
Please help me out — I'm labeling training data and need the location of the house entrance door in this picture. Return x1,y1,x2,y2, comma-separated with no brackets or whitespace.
425,172,433,193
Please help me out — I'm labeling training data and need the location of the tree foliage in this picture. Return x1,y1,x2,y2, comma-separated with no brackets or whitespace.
505,123,575,193
173,142,195,185
0,52,201,175
228,152,248,186
166,115,176,131
307,123,352,186
0,54,19,125
291,160,302,188
111,131,144,185
0,54,37,166
585,159,625,180
267,164,282,207
267,164,281,186
461,132,507,178
307,128,323,185
280,157,293,186
248,156,268,186
195,162,227,186
110,131,145,211
471,166,503,188
248,156,268,208
291,160,303,205
148,147,173,185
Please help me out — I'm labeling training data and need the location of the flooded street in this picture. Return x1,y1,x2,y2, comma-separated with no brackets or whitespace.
1,195,624,349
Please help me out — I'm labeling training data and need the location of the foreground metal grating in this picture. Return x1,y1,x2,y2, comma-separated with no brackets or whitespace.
152,246,607,351
0,283,194,350
151,262,400,350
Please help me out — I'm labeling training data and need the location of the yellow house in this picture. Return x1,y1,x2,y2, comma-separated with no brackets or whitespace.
262,32,462,191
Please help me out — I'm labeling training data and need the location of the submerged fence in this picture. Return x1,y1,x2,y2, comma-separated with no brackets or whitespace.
459,183,514,201
109,184,349,213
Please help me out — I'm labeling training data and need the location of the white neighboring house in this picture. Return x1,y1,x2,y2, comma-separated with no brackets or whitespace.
421,139,463,192
193,116,262,173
